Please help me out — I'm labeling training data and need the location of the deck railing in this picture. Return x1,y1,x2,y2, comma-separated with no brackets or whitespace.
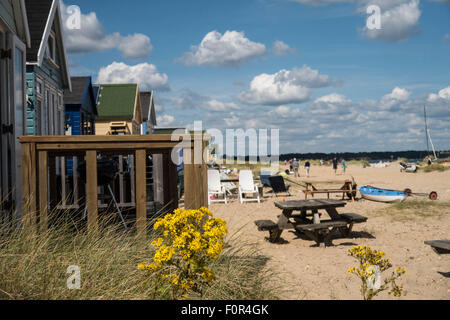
19,134,208,235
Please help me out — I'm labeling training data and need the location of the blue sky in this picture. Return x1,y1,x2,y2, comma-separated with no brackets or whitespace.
62,0,450,154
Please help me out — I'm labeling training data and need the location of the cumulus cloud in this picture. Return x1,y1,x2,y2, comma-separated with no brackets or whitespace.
238,65,333,105
272,41,298,56
383,87,411,101
270,106,301,118
61,1,152,59
315,93,351,104
156,115,175,126
97,62,169,91
360,0,422,42
427,86,450,102
177,30,266,67
200,100,242,111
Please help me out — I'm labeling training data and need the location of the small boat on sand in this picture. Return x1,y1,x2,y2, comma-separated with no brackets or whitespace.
360,186,407,203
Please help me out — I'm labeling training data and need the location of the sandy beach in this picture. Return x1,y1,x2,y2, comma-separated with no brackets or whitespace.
210,162,450,300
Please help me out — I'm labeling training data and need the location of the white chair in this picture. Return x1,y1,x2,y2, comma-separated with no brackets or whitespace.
238,170,260,204
208,169,227,205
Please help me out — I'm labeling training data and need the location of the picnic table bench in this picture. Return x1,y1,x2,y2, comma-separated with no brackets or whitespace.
424,240,450,255
255,199,367,247
302,179,357,202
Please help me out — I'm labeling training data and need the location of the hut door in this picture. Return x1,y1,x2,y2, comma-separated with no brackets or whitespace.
0,28,5,212
0,34,26,217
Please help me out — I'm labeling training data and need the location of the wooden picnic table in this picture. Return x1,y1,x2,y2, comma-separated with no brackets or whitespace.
302,179,357,202
255,199,367,247
424,240,450,255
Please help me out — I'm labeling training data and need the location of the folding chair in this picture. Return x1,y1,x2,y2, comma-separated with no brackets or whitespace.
268,175,291,197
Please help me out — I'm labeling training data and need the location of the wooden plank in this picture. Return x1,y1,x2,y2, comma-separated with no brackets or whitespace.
61,156,66,207
85,150,98,233
425,240,450,251
296,220,347,231
168,152,179,212
36,142,187,151
19,134,207,143
38,151,48,232
48,156,57,210
21,143,37,230
274,199,346,210
135,149,146,237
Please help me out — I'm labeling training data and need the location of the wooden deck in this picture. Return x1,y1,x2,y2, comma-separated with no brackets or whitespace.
19,134,209,236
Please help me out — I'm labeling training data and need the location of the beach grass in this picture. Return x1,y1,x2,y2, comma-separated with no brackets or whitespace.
376,199,450,221
420,164,450,173
0,211,281,300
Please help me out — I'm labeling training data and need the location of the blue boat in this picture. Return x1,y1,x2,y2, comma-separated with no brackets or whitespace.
360,186,407,203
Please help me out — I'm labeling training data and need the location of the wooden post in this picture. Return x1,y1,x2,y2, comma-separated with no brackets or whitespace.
38,151,49,232
48,156,57,209
86,150,98,232
61,157,66,207
183,138,207,209
135,149,146,237
21,143,37,230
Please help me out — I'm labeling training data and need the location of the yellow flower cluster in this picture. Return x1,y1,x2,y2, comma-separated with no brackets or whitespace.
138,207,227,299
347,245,406,300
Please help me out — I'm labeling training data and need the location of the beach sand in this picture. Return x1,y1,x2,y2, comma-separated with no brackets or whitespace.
210,162,450,300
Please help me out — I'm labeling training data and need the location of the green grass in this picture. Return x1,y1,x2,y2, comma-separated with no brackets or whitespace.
0,212,282,300
376,199,450,221
419,164,450,173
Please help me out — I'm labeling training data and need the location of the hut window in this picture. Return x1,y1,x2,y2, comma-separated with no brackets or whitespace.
47,32,56,64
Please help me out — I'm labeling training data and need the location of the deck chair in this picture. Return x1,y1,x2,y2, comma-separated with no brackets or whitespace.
220,172,237,196
239,170,260,204
208,169,227,204
268,175,291,197
259,170,272,187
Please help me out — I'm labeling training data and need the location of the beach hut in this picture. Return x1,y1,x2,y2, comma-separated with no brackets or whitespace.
63,76,98,176
139,91,157,135
0,0,31,217
94,83,142,135
64,76,98,136
24,0,71,137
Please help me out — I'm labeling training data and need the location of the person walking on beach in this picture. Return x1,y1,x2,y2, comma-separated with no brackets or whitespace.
305,160,311,177
341,159,347,174
293,158,299,178
332,157,338,175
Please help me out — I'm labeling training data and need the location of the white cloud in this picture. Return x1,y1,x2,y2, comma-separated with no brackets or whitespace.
200,100,242,111
443,34,450,41
61,1,152,59
315,93,351,104
97,62,169,91
428,86,450,102
156,115,175,126
238,65,333,105
270,106,301,118
360,0,422,42
272,41,298,56
177,30,266,67
382,87,411,101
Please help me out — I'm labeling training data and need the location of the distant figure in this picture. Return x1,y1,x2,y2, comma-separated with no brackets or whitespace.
320,159,324,166
293,158,299,178
342,159,347,174
289,159,293,172
332,157,338,175
305,161,311,177
427,157,432,166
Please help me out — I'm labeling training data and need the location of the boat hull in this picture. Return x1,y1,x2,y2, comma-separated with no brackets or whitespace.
360,186,407,203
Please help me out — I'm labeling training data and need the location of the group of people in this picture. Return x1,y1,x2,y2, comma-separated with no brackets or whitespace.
284,157,348,177
286,158,311,178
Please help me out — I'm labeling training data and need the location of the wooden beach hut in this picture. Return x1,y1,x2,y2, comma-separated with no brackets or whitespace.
139,91,156,135
64,76,98,136
94,83,142,135
1,0,30,217
24,0,71,137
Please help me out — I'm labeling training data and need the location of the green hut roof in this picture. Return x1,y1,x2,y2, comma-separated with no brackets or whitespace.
96,84,138,120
